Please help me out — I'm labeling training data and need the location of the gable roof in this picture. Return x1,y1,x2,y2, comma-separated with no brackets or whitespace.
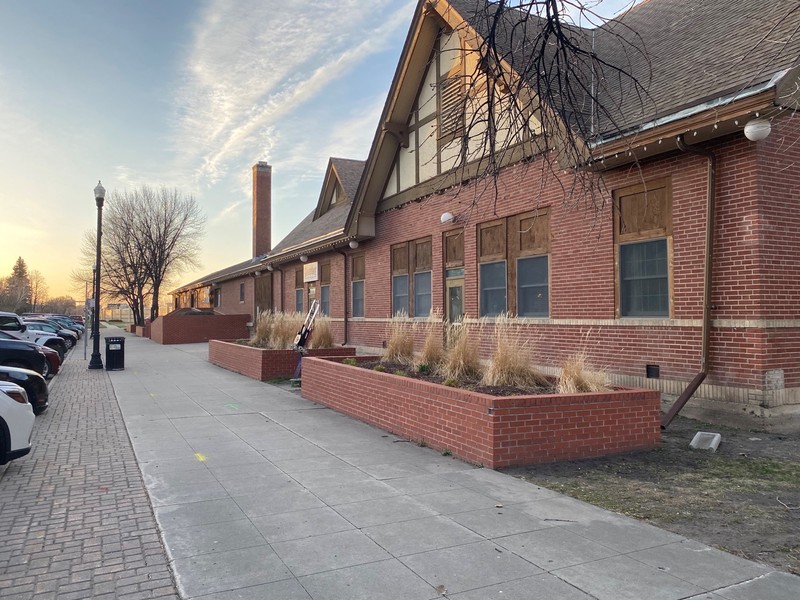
171,255,264,294
346,0,800,230
267,157,365,262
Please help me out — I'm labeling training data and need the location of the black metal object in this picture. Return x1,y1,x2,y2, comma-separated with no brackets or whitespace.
89,183,105,370
291,300,320,382
105,337,125,371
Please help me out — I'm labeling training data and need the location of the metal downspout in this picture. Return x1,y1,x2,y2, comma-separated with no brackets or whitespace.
337,250,349,345
661,136,717,428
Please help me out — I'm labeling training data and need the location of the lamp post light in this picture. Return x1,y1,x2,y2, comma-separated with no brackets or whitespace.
88,181,106,369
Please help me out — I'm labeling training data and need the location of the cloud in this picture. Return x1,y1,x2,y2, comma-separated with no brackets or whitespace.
211,199,245,225
172,0,413,190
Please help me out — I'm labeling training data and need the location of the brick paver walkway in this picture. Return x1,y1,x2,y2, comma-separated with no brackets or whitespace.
0,354,178,599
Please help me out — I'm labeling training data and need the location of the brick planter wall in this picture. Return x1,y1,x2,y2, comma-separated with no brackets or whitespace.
300,356,661,469
150,314,250,345
208,340,356,381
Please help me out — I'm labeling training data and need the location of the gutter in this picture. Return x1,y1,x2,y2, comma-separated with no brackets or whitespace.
661,135,717,429
337,249,349,345
590,73,785,149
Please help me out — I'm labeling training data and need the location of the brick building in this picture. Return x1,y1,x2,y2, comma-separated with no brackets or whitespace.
174,0,800,430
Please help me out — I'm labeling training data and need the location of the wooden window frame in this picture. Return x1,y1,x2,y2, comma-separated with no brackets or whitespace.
613,178,673,319
392,237,432,317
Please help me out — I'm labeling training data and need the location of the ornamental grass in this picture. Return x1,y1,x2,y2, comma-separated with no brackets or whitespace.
482,313,549,388
557,352,610,393
382,312,416,365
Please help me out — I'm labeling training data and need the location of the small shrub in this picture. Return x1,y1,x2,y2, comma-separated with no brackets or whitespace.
373,364,387,372
394,369,408,377
342,358,357,366
271,312,304,349
416,363,430,374
310,316,334,349
482,313,549,388
417,309,445,369
441,448,452,457
443,377,458,387
557,352,609,393
438,319,482,382
250,310,275,348
383,312,415,364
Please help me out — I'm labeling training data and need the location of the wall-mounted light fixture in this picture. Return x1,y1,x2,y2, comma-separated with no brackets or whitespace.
744,118,771,141
266,264,274,272
253,270,261,277
300,254,309,263
349,240,359,249
440,211,455,224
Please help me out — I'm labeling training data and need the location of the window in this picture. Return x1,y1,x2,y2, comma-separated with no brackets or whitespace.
352,254,365,318
480,262,507,316
392,275,409,315
517,256,548,317
0,315,21,331
213,288,221,308
391,237,432,317
478,210,550,317
614,179,672,318
239,283,245,303
414,271,432,317
320,261,331,316
295,268,304,313
620,240,669,316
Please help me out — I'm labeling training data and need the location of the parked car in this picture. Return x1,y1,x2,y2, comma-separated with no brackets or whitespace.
0,335,58,378
0,384,35,464
70,315,85,325
45,315,84,337
0,338,47,376
0,329,65,364
0,311,68,358
22,320,78,350
0,366,49,415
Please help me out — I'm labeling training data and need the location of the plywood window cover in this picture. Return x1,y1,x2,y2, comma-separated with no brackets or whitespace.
444,228,464,268
352,254,365,281
613,178,672,243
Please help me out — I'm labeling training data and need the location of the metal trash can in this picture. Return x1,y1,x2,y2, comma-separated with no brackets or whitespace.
105,337,125,371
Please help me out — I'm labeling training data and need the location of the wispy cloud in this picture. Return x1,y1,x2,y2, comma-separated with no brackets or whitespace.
172,0,413,190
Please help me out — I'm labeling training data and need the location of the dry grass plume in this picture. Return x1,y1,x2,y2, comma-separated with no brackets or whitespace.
557,352,609,393
482,314,549,388
383,313,416,364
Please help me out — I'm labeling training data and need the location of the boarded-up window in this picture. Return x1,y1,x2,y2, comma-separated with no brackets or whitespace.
414,239,432,271
320,261,331,285
392,244,409,274
352,254,365,281
295,268,303,289
478,211,551,317
613,179,672,318
479,220,506,261
392,236,432,317
615,179,671,241
512,209,551,256
438,74,464,144
444,229,464,268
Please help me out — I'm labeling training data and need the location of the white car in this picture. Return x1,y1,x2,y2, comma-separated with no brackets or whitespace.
0,383,35,465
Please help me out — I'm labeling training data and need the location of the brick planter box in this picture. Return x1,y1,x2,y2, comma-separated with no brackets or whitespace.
208,339,356,381
300,356,661,469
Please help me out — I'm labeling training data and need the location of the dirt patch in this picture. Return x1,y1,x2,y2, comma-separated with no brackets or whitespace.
504,415,800,575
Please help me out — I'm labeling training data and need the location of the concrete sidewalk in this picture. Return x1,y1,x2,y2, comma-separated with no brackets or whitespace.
2,328,798,599
107,332,799,600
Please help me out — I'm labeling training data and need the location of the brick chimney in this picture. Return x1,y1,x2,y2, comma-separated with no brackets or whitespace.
252,161,272,257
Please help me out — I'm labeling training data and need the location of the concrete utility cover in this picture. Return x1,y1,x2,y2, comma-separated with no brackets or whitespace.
689,431,722,452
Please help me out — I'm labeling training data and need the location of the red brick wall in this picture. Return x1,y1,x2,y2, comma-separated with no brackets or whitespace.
216,277,255,320
150,314,250,344
301,356,660,468
268,120,800,419
208,340,355,380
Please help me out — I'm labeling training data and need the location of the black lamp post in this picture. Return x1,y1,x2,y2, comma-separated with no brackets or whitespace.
88,181,105,369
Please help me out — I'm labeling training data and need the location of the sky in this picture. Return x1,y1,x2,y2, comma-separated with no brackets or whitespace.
0,0,638,300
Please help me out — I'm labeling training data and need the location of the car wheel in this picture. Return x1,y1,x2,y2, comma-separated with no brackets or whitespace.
63,337,74,350
41,360,50,378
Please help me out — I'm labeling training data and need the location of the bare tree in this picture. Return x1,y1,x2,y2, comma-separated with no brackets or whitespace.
76,186,205,326
28,270,48,313
139,186,205,321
